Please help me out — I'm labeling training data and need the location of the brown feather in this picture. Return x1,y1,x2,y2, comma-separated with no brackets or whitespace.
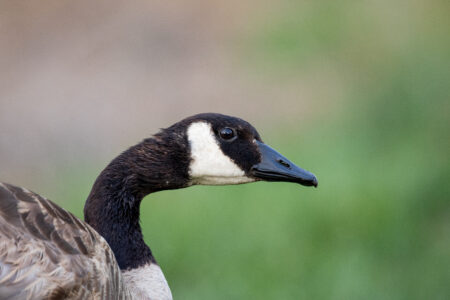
0,183,132,300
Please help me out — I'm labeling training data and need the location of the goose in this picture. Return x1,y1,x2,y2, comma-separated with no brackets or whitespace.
0,113,317,300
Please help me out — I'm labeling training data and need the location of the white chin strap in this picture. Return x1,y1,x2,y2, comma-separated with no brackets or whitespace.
186,122,255,185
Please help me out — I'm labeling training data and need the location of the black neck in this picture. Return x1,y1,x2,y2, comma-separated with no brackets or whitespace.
84,137,190,270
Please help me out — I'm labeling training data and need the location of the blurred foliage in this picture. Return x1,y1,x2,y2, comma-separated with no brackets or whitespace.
50,1,449,299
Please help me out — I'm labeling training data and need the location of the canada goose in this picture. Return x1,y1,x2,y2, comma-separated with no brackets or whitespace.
0,113,317,300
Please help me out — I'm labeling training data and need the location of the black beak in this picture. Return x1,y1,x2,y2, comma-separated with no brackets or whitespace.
251,141,318,187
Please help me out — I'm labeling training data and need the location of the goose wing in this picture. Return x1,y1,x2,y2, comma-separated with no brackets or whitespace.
0,183,131,300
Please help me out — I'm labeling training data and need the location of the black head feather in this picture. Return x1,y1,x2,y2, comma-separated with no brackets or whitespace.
167,113,263,175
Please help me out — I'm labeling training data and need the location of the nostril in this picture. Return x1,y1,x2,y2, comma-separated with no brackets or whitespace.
277,159,291,169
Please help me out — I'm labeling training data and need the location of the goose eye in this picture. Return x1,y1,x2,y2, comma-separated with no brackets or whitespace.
219,127,236,141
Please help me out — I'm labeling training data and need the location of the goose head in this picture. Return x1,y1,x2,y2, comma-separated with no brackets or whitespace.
155,113,318,188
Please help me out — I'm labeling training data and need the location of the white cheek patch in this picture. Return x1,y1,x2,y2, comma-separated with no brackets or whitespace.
187,122,255,185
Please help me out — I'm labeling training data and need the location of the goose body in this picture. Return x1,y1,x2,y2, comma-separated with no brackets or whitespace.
0,113,317,299
0,183,132,299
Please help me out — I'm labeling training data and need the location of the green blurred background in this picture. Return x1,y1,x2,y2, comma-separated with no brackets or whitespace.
1,1,449,299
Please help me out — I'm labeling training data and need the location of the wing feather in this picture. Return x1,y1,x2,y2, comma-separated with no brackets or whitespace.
0,183,132,300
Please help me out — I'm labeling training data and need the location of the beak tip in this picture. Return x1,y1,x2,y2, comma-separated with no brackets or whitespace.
305,175,318,188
